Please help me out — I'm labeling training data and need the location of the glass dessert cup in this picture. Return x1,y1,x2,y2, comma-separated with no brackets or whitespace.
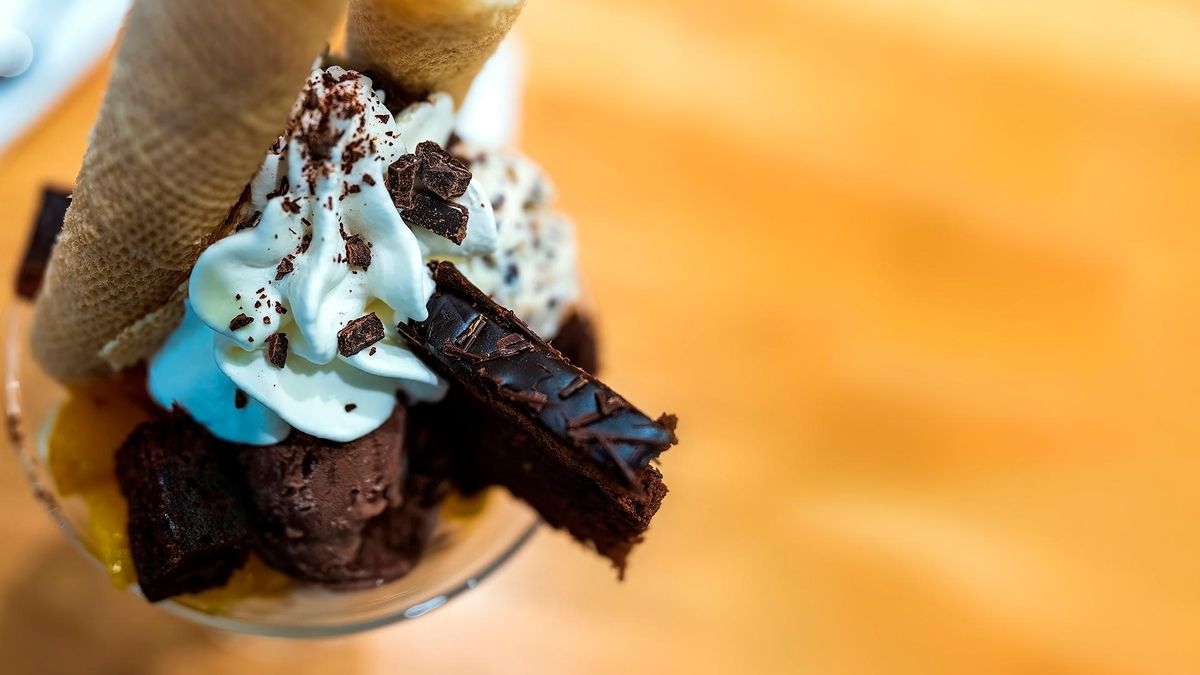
2,302,539,638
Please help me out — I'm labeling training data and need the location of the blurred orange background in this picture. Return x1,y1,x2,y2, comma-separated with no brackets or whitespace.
5,0,1200,673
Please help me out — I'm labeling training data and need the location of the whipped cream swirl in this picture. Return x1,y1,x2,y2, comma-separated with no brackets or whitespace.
149,67,580,445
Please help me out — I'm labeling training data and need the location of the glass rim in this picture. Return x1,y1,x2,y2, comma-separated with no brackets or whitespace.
2,301,540,638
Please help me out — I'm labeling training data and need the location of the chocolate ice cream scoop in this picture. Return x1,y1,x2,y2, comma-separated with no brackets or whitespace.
237,406,436,588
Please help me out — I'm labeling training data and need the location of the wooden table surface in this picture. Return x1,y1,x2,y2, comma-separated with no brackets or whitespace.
5,1,1200,673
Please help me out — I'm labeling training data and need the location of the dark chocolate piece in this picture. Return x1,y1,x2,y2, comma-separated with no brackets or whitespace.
387,154,419,210
235,211,262,232
398,263,678,573
415,140,472,200
400,263,676,478
115,416,251,602
344,234,372,269
338,313,385,356
229,313,253,331
265,333,288,368
275,255,295,280
405,192,468,244
234,390,249,409
16,187,70,300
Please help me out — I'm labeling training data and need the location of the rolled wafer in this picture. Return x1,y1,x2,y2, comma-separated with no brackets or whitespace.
345,0,524,104
31,0,344,382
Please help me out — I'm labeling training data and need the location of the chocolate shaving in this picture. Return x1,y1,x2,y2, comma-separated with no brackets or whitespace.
234,211,262,232
559,375,587,399
266,175,289,200
344,234,372,269
229,314,253,331
338,313,385,356
265,333,288,369
387,154,419,209
416,140,472,200
275,256,295,281
405,192,468,244
497,384,549,412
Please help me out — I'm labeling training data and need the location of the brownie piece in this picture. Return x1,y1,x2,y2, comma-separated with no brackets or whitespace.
115,416,251,602
398,263,678,574
15,187,70,300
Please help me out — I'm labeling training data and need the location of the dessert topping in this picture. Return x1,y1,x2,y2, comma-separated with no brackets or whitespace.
416,140,472,200
338,313,385,356
265,333,288,368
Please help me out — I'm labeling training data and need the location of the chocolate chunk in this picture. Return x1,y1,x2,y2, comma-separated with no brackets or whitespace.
338,313,385,356
265,333,288,368
115,416,251,601
397,263,678,573
229,313,253,331
415,140,472,200
275,255,295,281
344,234,372,269
387,154,419,209
16,187,70,300
405,192,468,244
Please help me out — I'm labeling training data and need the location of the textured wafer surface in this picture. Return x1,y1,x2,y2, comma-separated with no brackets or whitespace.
31,0,343,382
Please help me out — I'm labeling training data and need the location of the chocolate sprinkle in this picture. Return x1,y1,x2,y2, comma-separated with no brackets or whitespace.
415,141,472,200
405,192,468,244
265,333,288,369
229,314,253,331
337,313,385,357
387,154,419,210
344,234,372,269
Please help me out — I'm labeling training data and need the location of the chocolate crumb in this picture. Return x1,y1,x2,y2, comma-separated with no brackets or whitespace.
234,390,249,409
229,314,253,331
344,403,358,413
405,192,468,244
337,313,385,356
362,174,376,186
415,141,472,200
265,333,288,369
344,235,372,270
262,316,271,325
368,346,377,356
275,304,288,315
275,256,295,280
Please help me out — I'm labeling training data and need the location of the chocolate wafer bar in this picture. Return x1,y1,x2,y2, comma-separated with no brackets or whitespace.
398,262,678,572
115,415,251,602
